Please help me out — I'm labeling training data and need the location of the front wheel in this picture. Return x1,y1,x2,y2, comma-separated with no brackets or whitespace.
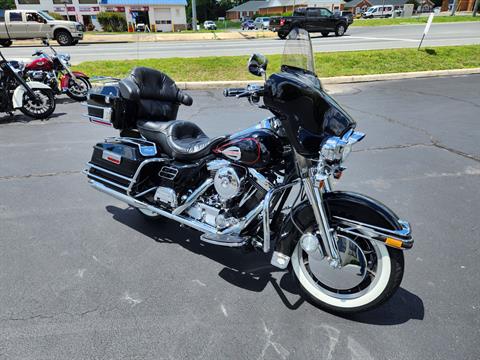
335,24,346,36
278,32,287,39
0,40,13,47
56,30,73,46
291,224,404,314
20,89,56,119
66,76,91,101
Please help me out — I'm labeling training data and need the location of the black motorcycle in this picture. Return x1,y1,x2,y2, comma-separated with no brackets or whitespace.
0,51,56,119
84,28,413,314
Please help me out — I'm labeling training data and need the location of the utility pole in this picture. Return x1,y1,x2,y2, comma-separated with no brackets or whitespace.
450,0,457,15
473,0,479,16
191,0,198,31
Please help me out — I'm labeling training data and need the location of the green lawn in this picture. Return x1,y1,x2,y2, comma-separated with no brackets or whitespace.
75,45,480,82
351,15,480,26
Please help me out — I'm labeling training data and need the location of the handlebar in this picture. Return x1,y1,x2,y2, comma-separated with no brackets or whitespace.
223,84,264,98
223,88,247,97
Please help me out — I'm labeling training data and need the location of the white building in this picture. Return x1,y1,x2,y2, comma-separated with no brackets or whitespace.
14,0,102,26
99,0,187,32
14,0,188,31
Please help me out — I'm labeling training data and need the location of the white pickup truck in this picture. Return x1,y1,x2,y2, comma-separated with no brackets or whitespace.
0,10,84,47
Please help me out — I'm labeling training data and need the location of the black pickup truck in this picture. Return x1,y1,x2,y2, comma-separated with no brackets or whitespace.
269,7,351,39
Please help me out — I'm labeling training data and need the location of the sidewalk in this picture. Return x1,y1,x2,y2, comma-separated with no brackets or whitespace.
9,31,276,47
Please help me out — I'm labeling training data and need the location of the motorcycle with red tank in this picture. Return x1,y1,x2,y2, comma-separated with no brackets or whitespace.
83,28,414,314
21,39,90,101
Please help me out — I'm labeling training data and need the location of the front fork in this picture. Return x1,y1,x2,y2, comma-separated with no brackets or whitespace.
297,155,341,266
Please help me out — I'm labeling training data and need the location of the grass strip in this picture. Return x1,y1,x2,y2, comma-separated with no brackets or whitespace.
75,45,480,82
351,15,480,26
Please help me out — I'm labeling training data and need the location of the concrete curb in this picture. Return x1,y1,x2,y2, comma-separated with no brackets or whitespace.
176,68,480,90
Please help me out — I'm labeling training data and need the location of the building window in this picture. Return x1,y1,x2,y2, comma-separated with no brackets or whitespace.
17,0,40,4
53,0,73,3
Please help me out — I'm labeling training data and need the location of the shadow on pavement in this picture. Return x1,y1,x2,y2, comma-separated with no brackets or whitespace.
106,205,424,323
0,111,66,125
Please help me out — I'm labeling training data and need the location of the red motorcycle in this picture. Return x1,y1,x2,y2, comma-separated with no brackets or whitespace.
22,40,91,102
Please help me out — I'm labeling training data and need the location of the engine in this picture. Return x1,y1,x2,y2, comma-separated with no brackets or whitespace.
183,160,267,231
26,71,57,90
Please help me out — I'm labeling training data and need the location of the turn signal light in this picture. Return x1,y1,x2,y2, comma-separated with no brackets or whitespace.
385,237,403,249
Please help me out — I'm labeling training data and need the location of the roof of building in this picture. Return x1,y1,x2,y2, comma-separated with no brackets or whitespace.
100,0,187,6
227,1,269,12
260,0,345,8
344,0,407,7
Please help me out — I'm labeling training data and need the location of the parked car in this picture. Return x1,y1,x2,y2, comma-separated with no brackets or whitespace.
136,23,146,32
269,7,350,39
254,17,270,30
0,10,83,47
241,19,255,30
362,5,395,18
203,21,217,30
334,10,354,25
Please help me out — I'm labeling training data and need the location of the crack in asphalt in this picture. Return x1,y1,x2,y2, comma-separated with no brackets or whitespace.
343,104,480,162
0,304,121,323
0,170,80,181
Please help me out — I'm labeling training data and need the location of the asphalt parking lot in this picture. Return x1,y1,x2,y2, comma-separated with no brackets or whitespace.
0,75,479,360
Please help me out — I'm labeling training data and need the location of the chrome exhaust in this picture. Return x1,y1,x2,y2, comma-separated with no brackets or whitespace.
88,179,263,243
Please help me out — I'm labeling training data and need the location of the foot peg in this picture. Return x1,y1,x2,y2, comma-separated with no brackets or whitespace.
200,234,246,247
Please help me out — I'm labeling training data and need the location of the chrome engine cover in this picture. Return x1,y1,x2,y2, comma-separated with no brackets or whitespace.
213,166,244,201
154,187,177,208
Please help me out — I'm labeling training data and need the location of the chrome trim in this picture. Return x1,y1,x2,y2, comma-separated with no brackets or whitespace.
249,168,273,191
172,178,214,215
104,137,157,157
133,187,156,198
333,216,413,249
302,177,341,264
87,179,263,241
86,163,133,182
83,170,129,191
127,158,168,195
262,180,300,253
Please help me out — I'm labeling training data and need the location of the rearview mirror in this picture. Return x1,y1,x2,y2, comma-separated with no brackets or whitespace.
248,53,268,77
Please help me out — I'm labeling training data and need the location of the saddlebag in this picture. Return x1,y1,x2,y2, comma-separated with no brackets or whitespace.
86,137,158,192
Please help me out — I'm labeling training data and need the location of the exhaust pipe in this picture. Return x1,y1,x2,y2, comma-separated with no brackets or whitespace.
89,179,216,234
88,179,263,240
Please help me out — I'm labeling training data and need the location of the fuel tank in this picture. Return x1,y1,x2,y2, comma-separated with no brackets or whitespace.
26,57,53,71
214,129,284,169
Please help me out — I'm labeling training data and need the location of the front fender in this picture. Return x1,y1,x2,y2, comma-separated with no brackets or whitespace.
61,72,89,90
12,81,52,108
273,191,413,267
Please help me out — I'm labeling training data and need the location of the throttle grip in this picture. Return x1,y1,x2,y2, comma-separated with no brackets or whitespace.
223,88,246,97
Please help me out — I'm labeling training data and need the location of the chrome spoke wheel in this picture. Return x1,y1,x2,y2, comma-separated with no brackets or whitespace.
22,90,54,116
292,227,396,310
69,78,89,97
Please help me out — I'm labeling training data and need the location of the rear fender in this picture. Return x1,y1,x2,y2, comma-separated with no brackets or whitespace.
272,191,413,269
12,81,52,109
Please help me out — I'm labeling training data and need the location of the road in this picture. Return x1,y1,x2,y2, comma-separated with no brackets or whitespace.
2,22,480,63
0,75,479,359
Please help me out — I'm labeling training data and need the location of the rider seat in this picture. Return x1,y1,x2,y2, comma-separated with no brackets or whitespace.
138,120,225,161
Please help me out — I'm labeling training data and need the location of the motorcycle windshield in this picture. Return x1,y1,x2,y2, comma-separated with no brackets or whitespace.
280,28,315,74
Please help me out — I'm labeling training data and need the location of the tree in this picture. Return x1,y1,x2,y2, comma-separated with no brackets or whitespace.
0,0,15,10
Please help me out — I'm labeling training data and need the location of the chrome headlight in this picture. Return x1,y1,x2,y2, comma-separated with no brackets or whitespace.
320,130,365,163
